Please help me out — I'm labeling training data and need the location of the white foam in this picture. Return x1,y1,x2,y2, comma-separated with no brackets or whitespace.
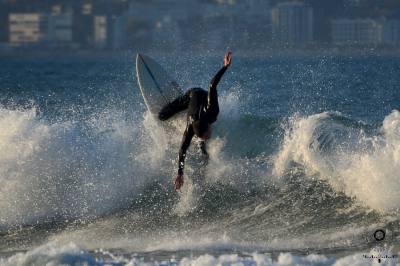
173,178,200,216
0,241,94,266
339,110,400,212
273,112,332,179
273,110,400,213
0,107,157,228
0,86,260,228
1,241,398,266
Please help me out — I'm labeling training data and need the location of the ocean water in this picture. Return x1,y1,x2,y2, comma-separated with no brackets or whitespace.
0,54,399,265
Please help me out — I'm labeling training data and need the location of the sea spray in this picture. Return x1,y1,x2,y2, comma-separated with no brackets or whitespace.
274,111,400,213
0,107,145,228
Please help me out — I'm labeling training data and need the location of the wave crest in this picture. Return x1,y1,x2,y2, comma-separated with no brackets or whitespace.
274,110,400,212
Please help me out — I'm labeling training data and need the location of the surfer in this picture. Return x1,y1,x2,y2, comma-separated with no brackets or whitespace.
159,52,232,190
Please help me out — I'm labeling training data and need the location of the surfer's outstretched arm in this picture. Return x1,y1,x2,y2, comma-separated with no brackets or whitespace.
159,91,190,121
174,125,194,190
206,52,232,123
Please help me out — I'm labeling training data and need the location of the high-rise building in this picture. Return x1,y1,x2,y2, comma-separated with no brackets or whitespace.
271,2,313,46
9,12,74,48
9,13,47,46
331,19,382,46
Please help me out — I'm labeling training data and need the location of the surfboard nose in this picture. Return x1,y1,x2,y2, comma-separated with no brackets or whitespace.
136,53,144,65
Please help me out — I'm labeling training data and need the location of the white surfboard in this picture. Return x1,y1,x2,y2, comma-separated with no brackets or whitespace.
136,54,183,116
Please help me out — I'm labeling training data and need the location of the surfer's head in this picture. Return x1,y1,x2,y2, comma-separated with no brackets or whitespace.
193,120,211,140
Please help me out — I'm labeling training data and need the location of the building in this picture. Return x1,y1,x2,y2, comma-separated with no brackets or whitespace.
231,0,272,49
9,13,47,46
112,14,127,49
331,19,382,46
9,12,74,48
382,19,400,46
115,0,273,51
72,4,94,49
46,13,73,46
114,0,201,50
63,1,127,49
94,15,107,48
271,2,313,46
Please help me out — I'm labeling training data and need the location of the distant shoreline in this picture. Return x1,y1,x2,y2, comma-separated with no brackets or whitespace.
1,48,400,59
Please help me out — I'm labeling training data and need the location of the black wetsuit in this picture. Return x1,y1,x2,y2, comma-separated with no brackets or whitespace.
159,65,228,175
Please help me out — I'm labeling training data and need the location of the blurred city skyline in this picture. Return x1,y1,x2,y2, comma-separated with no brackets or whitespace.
1,0,400,55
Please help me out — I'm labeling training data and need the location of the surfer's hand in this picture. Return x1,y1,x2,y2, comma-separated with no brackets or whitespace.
174,173,184,190
224,52,232,68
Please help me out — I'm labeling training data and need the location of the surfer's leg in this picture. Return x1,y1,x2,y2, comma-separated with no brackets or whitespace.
158,91,190,121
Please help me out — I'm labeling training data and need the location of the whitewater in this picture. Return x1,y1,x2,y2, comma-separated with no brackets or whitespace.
0,55,399,265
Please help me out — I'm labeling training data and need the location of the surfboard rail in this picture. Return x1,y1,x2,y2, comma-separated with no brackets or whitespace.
135,54,183,116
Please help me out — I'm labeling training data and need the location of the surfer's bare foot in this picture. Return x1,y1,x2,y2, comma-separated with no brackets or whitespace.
224,52,232,68
174,173,184,190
